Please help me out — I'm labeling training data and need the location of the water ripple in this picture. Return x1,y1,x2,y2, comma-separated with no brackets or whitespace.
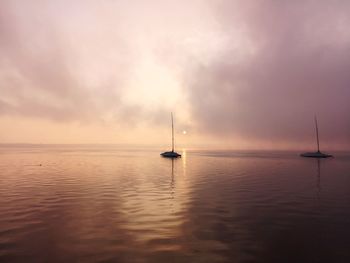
0,146,350,262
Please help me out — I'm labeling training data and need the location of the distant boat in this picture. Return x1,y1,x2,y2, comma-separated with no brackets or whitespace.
300,116,333,158
161,113,181,158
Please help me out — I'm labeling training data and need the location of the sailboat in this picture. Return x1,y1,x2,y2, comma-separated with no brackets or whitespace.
300,116,333,158
161,113,181,158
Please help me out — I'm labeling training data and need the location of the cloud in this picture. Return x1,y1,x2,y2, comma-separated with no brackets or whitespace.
0,0,130,122
184,0,350,144
0,0,349,147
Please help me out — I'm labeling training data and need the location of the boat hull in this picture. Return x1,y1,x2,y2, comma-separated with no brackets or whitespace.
300,151,333,158
160,151,181,158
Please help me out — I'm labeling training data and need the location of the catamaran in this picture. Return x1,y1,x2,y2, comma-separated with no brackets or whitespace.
300,116,333,158
161,113,181,158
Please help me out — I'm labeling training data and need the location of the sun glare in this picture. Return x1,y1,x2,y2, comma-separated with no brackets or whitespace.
122,55,182,108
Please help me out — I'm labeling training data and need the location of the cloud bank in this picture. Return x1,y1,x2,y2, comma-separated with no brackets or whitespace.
0,0,349,148
185,1,350,145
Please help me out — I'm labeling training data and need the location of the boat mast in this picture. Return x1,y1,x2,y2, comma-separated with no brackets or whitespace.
171,112,174,152
314,115,320,152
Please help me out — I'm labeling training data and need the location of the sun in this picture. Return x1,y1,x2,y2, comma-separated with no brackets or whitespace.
182,130,187,135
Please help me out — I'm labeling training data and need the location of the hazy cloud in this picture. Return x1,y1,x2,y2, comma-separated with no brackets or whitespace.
0,0,349,147
185,0,350,144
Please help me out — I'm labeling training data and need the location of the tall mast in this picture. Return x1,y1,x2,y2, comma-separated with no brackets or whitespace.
314,115,320,152
171,112,174,152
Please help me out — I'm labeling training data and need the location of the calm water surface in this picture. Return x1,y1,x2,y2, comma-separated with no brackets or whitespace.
0,145,350,262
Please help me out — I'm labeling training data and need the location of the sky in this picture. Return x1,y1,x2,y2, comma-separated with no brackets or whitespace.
0,0,349,150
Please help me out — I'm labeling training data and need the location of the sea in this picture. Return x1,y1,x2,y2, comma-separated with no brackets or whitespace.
0,144,349,262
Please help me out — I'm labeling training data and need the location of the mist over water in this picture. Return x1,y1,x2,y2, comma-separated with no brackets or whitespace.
1,145,350,262
1,1,349,261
